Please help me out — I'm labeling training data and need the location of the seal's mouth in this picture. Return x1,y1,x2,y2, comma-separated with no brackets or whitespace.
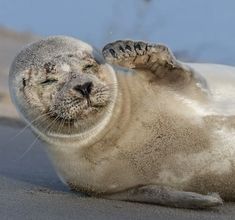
49,102,107,122
41,99,111,138
48,81,113,122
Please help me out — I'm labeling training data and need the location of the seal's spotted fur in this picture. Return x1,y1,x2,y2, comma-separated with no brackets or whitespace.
9,36,235,208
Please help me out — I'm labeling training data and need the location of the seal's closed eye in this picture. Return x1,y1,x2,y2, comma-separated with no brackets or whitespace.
40,78,58,85
82,64,94,71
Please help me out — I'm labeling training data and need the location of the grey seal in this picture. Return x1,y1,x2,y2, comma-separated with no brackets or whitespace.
9,36,235,208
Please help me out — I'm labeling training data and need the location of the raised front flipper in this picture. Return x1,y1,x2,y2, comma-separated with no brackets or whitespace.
102,40,206,88
101,185,223,209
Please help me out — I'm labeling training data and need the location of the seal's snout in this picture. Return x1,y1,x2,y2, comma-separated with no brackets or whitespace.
73,81,93,97
73,81,93,107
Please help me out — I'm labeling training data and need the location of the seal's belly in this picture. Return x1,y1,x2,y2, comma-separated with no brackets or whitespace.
52,111,235,198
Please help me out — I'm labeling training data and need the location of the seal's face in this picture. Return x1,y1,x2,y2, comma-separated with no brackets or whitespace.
10,37,117,138
49,57,111,121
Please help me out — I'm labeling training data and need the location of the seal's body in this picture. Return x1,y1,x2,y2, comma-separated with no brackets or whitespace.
9,36,235,208
49,63,235,200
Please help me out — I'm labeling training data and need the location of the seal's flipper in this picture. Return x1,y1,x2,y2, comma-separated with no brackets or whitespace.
102,185,223,209
102,40,200,86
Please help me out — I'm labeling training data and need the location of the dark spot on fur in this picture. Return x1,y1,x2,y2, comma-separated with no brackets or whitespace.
125,45,132,51
134,43,142,51
119,46,125,53
68,54,74,57
145,44,148,51
22,78,26,87
146,55,151,63
44,62,56,74
109,49,116,57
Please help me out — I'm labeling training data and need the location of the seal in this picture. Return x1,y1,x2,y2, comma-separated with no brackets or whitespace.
9,36,235,208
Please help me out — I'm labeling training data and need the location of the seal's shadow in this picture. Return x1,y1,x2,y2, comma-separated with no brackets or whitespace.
0,125,69,192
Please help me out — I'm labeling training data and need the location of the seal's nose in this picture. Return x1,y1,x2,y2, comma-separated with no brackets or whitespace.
73,81,93,97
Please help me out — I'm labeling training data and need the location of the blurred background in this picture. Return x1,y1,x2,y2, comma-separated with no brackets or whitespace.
1,0,235,120
1,2,235,218
1,0,235,63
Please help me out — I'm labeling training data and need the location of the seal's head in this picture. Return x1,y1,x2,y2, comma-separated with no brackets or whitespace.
9,36,117,144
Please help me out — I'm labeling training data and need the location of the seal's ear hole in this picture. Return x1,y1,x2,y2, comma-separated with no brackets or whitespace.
22,78,26,87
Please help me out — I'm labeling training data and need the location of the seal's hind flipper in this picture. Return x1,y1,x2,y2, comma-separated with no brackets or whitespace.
102,185,223,209
102,40,200,86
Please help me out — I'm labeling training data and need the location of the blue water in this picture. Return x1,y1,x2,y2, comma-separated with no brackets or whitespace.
0,0,235,64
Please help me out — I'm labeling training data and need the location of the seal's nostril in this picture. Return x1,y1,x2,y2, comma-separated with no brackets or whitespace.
73,81,93,97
